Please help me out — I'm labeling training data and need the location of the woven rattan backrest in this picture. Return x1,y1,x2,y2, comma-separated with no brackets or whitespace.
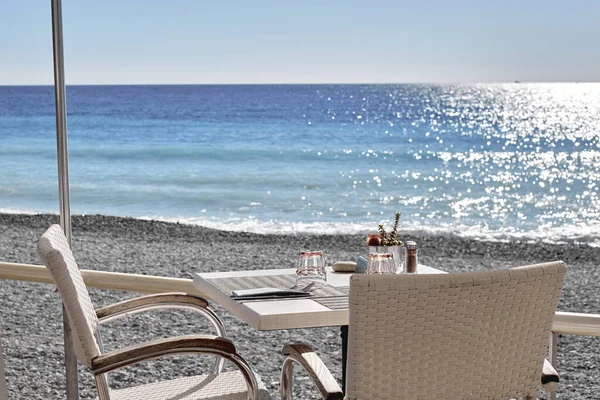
37,224,100,368
346,261,566,399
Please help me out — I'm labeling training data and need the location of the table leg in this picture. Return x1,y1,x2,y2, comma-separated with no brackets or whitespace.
340,325,348,393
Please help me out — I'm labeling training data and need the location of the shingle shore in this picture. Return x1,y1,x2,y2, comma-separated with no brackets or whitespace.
1,213,598,399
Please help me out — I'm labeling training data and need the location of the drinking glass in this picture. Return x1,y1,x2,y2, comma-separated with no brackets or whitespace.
366,252,396,274
295,250,327,289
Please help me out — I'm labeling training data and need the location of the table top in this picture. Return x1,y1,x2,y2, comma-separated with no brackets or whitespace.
193,264,445,331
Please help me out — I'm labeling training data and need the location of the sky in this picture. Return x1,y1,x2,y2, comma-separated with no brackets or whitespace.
0,0,599,85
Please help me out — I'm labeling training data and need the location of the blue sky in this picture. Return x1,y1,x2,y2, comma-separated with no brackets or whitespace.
1,0,599,85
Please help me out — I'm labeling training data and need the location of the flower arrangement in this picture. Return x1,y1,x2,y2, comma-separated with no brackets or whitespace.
366,211,403,247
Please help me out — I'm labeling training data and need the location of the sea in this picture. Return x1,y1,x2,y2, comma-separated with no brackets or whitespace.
1,84,599,245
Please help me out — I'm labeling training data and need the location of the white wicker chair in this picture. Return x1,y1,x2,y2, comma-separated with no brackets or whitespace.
281,261,566,400
0,341,7,400
37,224,271,400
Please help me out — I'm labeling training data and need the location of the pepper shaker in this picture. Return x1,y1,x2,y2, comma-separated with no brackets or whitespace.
404,241,418,273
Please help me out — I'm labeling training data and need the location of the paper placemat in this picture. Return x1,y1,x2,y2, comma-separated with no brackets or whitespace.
311,297,349,310
206,274,349,309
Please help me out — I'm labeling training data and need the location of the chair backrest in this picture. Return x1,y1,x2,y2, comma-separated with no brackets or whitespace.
37,224,101,368
0,341,7,400
346,261,566,399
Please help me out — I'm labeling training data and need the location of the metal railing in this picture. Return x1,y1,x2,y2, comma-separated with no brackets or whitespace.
1,261,599,400
0,262,200,295
3,262,599,336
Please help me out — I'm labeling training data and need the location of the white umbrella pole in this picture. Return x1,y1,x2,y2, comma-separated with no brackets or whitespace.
51,0,78,398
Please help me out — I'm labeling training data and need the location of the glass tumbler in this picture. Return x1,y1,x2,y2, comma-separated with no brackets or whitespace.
295,250,327,289
366,252,396,274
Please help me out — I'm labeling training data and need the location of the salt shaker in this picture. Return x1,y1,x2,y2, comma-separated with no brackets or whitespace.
404,241,418,273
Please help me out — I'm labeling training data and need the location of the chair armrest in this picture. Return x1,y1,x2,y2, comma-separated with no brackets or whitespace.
92,334,233,374
281,343,343,400
96,292,209,321
91,334,261,400
95,292,228,374
542,358,559,393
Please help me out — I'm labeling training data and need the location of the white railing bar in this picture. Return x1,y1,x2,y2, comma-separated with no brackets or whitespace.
0,261,204,297
552,311,600,337
2,261,600,337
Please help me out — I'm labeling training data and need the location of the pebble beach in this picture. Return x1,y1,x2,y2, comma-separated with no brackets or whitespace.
1,213,598,399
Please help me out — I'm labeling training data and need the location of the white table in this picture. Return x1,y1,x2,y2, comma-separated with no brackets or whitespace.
193,264,444,331
194,264,445,390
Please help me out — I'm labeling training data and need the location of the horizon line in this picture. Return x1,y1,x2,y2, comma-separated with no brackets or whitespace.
1,81,599,87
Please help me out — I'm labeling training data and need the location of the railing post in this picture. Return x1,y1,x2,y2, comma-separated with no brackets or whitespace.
62,310,78,399
0,341,7,399
548,332,558,400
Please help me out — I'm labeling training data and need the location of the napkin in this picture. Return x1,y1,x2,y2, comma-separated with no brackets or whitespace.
231,287,311,300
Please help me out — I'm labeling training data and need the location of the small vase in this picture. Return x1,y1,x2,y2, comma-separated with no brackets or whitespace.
368,245,404,273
